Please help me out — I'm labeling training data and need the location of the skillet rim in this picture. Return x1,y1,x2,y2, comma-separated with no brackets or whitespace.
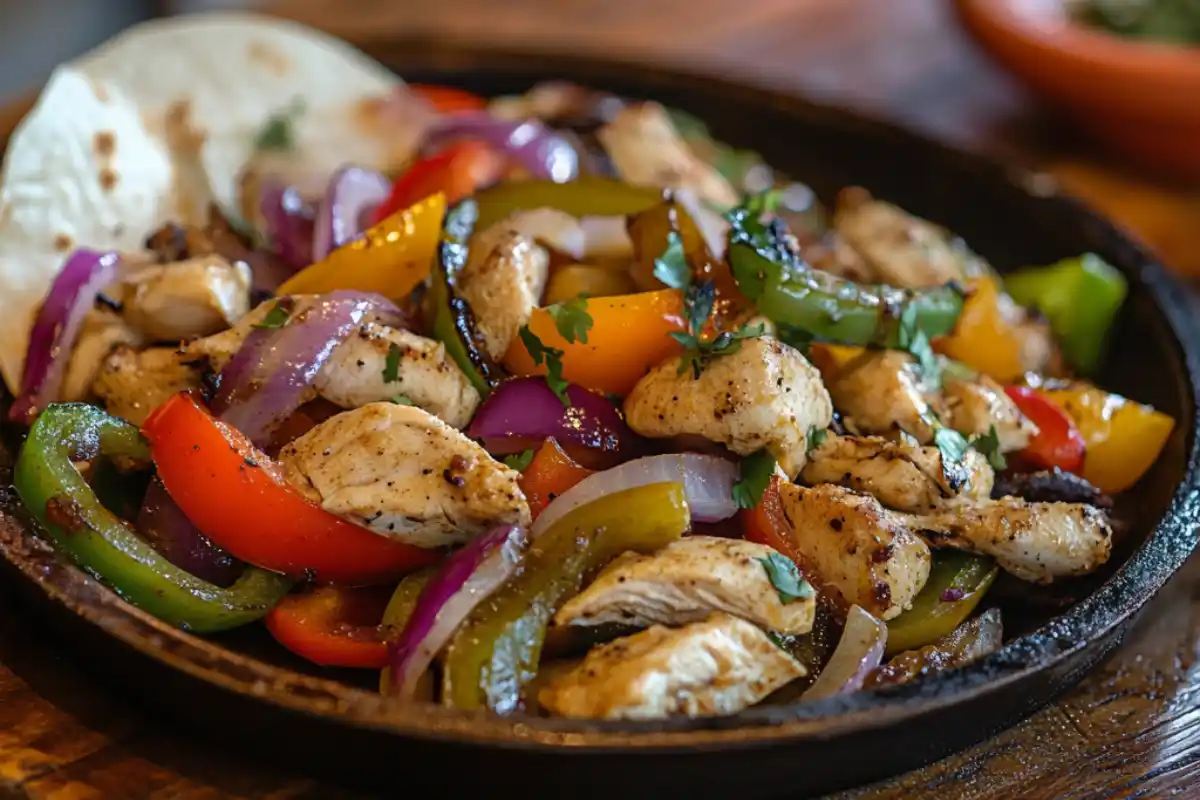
1,39,1197,752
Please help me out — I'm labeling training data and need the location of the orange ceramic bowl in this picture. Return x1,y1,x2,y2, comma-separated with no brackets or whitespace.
954,0,1200,178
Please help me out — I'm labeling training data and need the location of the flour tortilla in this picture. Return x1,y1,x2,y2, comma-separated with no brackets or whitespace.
0,12,420,393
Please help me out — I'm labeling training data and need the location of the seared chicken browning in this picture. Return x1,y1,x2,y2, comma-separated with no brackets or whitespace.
802,434,993,513
554,536,816,635
942,373,1036,453
777,483,932,620
120,254,251,341
624,336,833,478
913,498,1112,584
538,612,805,720
61,309,146,403
279,403,530,549
458,227,551,360
92,345,202,425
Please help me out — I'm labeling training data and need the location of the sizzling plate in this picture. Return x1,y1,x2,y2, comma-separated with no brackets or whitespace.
0,42,1197,799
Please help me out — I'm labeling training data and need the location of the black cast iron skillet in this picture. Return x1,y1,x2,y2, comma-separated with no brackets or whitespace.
1,41,1198,800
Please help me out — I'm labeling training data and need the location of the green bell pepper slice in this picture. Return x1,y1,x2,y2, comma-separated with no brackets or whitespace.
441,481,690,714
1003,253,1127,375
13,403,293,633
727,207,965,346
885,550,997,655
378,565,439,693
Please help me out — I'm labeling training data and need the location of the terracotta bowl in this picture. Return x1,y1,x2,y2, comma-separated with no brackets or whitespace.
954,0,1200,178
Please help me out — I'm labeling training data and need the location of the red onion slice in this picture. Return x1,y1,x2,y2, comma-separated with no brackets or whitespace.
424,112,579,182
387,524,527,698
467,378,633,461
10,248,120,424
312,166,392,262
212,291,403,447
803,605,887,701
259,178,317,272
532,453,739,538
136,478,241,587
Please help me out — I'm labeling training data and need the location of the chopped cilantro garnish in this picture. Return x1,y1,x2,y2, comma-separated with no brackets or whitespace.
518,325,570,405
971,424,1007,471
933,424,971,467
251,304,290,330
653,230,692,289
545,296,593,344
254,98,306,152
382,343,402,383
732,449,777,510
670,282,765,379
807,426,829,453
897,303,942,388
743,188,784,217
390,395,414,406
503,450,535,471
758,552,814,604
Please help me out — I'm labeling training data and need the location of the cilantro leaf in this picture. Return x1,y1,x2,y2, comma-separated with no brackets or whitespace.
758,553,814,604
390,395,414,406
672,281,765,378
933,424,971,467
518,325,570,405
684,281,716,338
653,231,692,289
732,449,776,509
970,424,1008,471
775,323,814,355
254,98,306,152
807,426,828,453
744,188,784,217
897,302,942,388
251,304,290,330
382,343,403,383
546,297,593,344
503,450,535,471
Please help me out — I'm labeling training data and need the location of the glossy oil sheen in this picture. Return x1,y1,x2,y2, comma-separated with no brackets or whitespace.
0,43,1197,799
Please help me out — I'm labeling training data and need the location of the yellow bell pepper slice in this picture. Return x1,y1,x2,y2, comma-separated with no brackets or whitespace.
1041,384,1175,494
543,264,638,306
934,276,1027,383
276,192,446,299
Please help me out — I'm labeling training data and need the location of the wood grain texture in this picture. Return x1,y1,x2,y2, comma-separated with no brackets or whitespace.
2,0,1200,797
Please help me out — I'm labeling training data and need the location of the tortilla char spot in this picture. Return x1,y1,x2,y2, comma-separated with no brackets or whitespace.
248,40,290,76
53,233,73,252
165,100,206,155
99,168,118,192
88,79,109,103
94,130,116,158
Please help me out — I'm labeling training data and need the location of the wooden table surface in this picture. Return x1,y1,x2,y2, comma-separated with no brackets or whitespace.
3,0,1200,797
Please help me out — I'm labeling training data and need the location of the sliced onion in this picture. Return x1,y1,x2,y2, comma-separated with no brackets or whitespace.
467,378,633,462
803,605,887,701
578,215,634,259
136,478,241,587
259,177,317,271
10,249,119,424
212,291,403,447
312,165,392,262
532,453,739,538
675,188,730,260
387,524,527,698
424,112,579,182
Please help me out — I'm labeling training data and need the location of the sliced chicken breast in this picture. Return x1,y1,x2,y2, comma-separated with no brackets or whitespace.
801,434,993,513
458,228,551,360
92,346,202,425
624,336,833,478
597,102,739,209
554,536,816,636
942,373,1036,453
913,498,1112,584
61,309,146,403
538,612,804,720
777,483,932,620
120,254,251,341
278,403,530,549
828,350,937,441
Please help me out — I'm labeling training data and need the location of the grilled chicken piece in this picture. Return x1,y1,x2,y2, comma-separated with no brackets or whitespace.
92,346,202,425
913,498,1112,584
554,536,816,636
832,187,986,288
313,323,480,428
538,612,804,720
184,299,479,428
624,337,833,478
279,403,530,549
942,373,1036,453
61,309,146,402
802,435,993,513
119,254,251,341
828,350,937,441
457,227,551,360
777,483,932,620
597,102,739,209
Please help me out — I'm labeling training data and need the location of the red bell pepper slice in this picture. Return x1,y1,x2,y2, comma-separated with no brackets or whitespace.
1003,385,1087,474
372,141,505,224
265,585,393,668
142,392,440,585
409,84,487,114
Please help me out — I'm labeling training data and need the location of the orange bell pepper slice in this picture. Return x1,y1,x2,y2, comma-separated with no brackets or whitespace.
264,585,393,669
1041,385,1175,494
934,276,1027,383
277,192,446,300
518,438,594,519
503,289,688,397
